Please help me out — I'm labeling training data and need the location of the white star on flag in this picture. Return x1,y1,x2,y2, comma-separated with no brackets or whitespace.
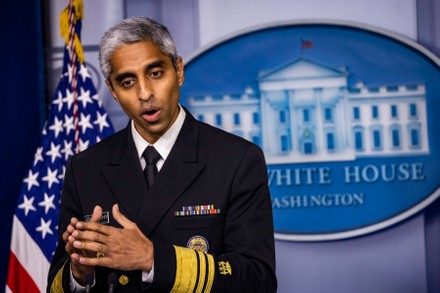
38,193,56,214
23,170,39,191
79,113,93,133
36,218,54,239
33,147,44,166
58,165,66,181
46,142,62,163
49,116,64,138
78,63,91,82
61,140,74,160
78,87,93,108
53,91,64,112
66,63,74,83
78,138,90,152
92,93,103,107
94,112,110,132
18,195,37,216
63,88,75,110
41,167,60,189
63,114,75,135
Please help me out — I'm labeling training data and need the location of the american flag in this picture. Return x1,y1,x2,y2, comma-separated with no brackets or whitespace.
301,39,313,49
6,1,114,292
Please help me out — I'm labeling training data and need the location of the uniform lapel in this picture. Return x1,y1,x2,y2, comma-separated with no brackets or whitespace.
136,112,205,236
101,125,149,221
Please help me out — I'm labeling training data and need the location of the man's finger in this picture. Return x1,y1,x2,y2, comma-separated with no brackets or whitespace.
72,229,106,244
112,204,135,229
65,239,75,255
62,231,69,242
75,220,114,237
90,205,103,223
63,223,76,242
78,255,110,267
73,239,106,254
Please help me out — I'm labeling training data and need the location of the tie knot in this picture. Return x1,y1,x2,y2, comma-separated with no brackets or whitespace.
143,146,161,165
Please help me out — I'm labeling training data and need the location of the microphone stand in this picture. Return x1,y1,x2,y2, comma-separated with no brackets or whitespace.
85,274,93,293
108,272,118,293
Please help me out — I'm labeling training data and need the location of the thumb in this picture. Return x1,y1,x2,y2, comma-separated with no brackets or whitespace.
112,204,135,229
90,205,103,223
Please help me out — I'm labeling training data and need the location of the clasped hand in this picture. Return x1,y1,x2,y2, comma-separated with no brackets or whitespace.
63,204,154,284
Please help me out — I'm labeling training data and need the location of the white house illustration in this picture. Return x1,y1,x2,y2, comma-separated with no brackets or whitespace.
187,58,429,164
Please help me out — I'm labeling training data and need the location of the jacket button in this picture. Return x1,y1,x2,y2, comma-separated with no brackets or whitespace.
119,275,129,285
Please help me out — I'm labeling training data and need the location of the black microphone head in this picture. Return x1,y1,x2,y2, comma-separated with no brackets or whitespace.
108,272,118,284
85,273,94,286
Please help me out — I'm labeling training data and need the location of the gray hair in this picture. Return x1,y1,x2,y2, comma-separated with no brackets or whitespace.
99,17,178,80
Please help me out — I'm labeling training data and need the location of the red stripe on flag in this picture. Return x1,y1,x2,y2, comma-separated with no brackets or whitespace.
6,252,40,293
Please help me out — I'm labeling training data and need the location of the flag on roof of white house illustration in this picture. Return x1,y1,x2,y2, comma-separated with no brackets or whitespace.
6,0,113,291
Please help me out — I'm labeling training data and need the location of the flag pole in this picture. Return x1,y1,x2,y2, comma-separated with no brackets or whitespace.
67,0,80,153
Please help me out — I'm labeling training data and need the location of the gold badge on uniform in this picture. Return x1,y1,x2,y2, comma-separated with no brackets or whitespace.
218,261,232,275
119,275,129,285
187,235,209,253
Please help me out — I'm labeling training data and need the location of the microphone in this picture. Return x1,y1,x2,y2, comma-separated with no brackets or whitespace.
108,272,118,293
85,273,93,293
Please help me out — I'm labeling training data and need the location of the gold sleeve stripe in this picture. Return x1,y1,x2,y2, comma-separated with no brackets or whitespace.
50,262,66,293
199,251,214,293
171,246,198,292
194,251,206,293
204,253,215,293
171,246,215,293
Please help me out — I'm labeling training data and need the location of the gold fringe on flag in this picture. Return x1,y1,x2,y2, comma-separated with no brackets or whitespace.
59,0,84,63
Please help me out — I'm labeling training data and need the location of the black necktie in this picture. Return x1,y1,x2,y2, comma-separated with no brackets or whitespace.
142,146,161,189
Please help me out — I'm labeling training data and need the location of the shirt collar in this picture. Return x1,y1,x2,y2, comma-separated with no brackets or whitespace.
131,104,186,163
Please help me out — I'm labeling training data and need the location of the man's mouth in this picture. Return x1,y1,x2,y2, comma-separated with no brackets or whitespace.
142,109,160,122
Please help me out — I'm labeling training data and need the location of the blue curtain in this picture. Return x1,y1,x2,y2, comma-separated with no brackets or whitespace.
0,0,45,288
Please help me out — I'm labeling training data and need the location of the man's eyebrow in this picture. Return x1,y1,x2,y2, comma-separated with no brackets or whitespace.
146,60,165,70
114,72,134,83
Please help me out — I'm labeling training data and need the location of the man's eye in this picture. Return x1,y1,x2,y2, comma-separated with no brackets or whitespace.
149,71,163,78
121,79,134,87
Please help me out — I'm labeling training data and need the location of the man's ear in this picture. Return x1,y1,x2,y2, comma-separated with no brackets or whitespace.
105,79,119,103
176,57,185,86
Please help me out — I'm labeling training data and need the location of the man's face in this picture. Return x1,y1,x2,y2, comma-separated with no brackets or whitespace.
106,40,184,143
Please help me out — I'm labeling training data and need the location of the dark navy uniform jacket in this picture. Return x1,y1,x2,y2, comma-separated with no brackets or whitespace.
48,110,276,292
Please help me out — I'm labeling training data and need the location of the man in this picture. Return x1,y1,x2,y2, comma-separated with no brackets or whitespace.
48,17,276,292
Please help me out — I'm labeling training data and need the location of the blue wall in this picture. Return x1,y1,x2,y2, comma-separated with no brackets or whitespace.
0,0,45,288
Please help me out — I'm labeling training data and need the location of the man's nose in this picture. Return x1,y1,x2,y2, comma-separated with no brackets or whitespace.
138,78,153,101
